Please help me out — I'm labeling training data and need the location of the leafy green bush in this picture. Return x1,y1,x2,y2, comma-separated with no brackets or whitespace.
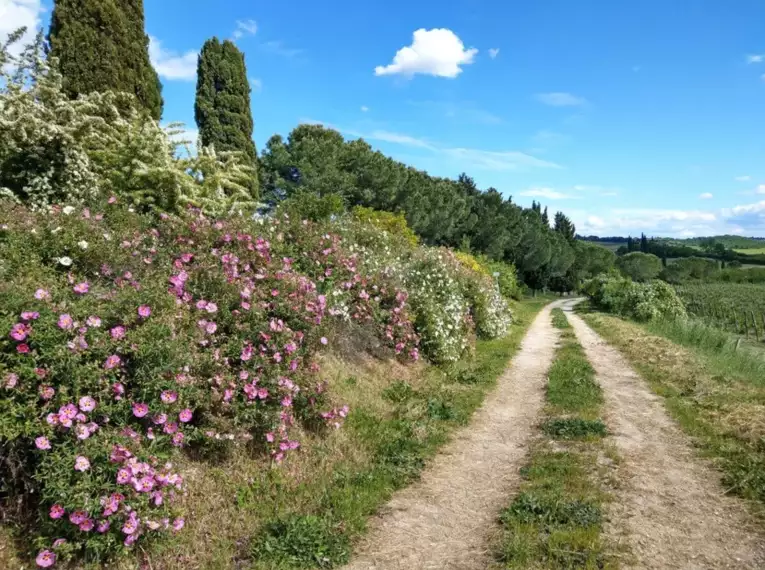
583,273,686,321
351,206,418,246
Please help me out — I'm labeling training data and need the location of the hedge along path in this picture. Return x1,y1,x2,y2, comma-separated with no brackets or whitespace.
340,300,566,570
563,302,765,570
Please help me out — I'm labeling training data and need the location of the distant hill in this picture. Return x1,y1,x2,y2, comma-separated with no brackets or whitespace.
578,234,765,250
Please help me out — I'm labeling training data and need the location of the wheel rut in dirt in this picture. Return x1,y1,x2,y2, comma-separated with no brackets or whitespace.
340,300,565,570
565,305,765,570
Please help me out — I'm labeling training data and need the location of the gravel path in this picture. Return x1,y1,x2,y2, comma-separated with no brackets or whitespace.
565,303,765,570
340,300,566,570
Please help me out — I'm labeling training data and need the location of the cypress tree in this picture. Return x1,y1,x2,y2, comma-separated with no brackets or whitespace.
195,38,258,183
48,0,163,120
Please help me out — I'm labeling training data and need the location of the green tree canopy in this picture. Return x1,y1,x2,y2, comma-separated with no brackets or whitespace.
616,252,663,282
48,0,163,119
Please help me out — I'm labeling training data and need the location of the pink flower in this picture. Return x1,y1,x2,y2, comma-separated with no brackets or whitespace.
52,539,67,548
74,424,91,440
4,373,19,389
59,404,78,420
178,409,192,423
205,322,217,334
104,354,121,370
10,323,29,341
320,337,328,345
205,302,218,314
172,517,185,531
35,436,51,450
132,402,149,418
35,550,56,568
39,385,55,400
265,432,275,443
79,518,94,532
160,390,178,404
74,456,91,472
122,515,139,535
137,305,151,318
163,422,178,435
78,396,96,412
73,282,89,295
112,382,125,399
45,413,58,425
97,520,110,533
116,468,130,484
86,316,102,327
172,432,184,447
21,311,40,321
49,504,65,519
57,314,74,330
16,343,30,354
69,510,87,525
34,289,50,300
108,195,117,204
110,325,126,339
152,413,167,425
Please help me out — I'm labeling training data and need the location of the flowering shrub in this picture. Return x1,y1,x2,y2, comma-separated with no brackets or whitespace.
0,202,350,565
582,273,686,321
0,197,513,566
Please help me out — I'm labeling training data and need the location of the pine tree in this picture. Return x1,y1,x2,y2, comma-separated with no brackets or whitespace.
542,206,549,226
48,0,163,120
554,211,576,243
195,37,258,191
640,232,649,253
627,236,635,252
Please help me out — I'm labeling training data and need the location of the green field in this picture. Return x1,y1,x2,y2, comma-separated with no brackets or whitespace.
675,282,765,332
735,247,765,255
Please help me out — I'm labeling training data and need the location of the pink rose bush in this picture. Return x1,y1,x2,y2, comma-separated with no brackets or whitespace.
0,200,510,566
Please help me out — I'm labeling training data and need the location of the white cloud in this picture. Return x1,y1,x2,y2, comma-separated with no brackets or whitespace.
572,184,619,197
519,187,575,200
735,175,751,182
374,28,478,78
746,54,764,64
488,48,500,59
149,36,197,81
443,148,561,171
586,215,607,229
0,0,44,57
699,192,713,199
365,130,434,149
757,184,765,194
536,92,587,107
360,105,369,112
233,19,257,40
262,40,303,58
249,77,262,91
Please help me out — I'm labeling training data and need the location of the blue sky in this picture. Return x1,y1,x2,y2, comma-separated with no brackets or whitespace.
4,0,765,237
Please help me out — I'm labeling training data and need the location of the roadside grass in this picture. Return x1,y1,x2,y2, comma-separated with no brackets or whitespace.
581,312,765,519
495,308,620,569
94,298,550,570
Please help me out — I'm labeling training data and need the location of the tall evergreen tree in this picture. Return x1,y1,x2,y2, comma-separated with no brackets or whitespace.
554,211,576,243
640,232,649,253
542,206,549,226
195,37,258,191
48,0,163,119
